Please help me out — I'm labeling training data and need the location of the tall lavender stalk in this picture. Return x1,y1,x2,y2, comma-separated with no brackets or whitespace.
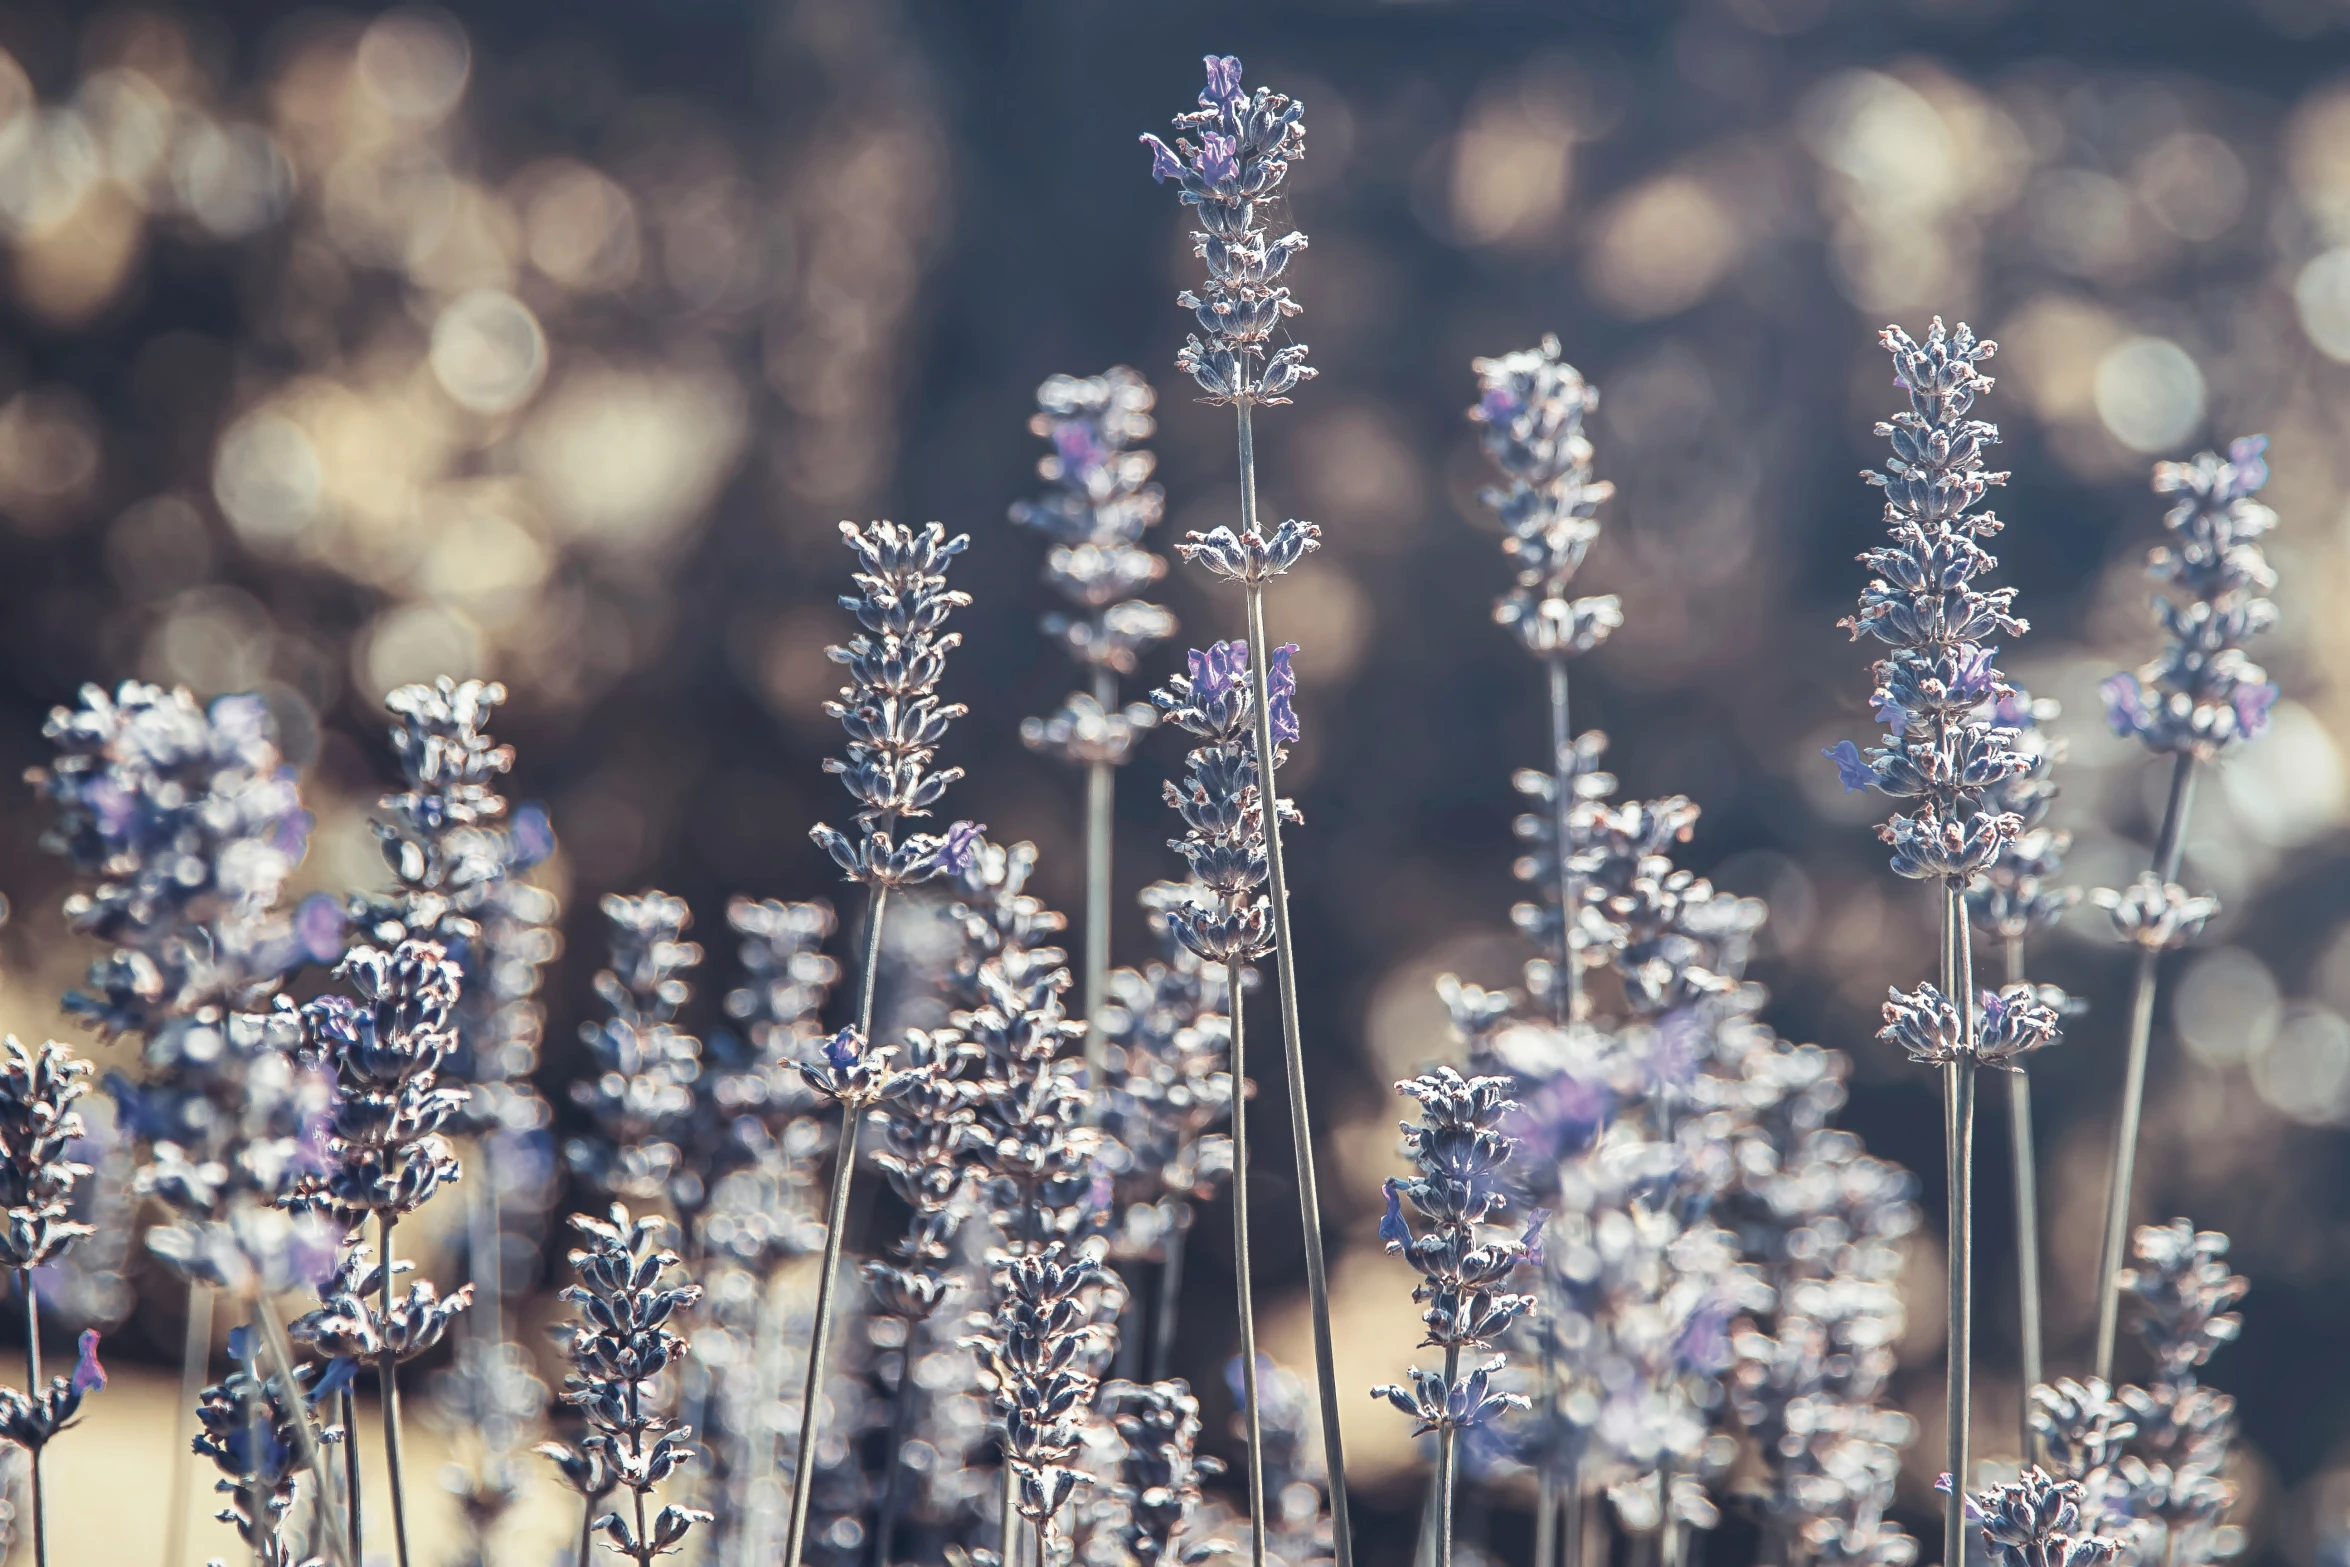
1152,641,1298,1567
1966,689,2079,1463
282,940,477,1567
1825,319,2057,1564
1371,1070,1537,1567
2088,440,2278,1383
792,519,978,1567
1013,367,1174,1078
1142,58,1353,1566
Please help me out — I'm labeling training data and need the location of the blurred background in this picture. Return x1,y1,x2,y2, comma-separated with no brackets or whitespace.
0,0,2345,1560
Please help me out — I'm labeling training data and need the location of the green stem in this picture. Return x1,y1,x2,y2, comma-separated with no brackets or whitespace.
998,1449,1021,1567
341,1389,363,1567
1229,956,1270,1567
1548,655,1582,1024
1942,883,1977,1567
20,1271,43,1567
577,1504,594,1567
1085,665,1117,1092
166,1282,213,1567
379,1214,412,1567
1435,1346,1459,1567
2004,935,2043,1466
1235,404,1352,1567
2093,752,2198,1382
784,879,891,1567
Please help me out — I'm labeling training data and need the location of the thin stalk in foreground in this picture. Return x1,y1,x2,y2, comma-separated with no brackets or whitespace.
1228,955,1270,1567
1149,1204,1189,1384
341,1389,363,1567
1942,885,1977,1567
1085,665,1116,1086
1533,1342,1558,1567
166,1283,214,1567
997,1451,1021,1567
249,1293,357,1567
783,880,890,1567
20,1271,42,1567
2092,753,2197,1382
1548,656,1581,1025
378,1214,413,1567
1238,406,1352,1567
2004,935,2043,1465
1435,1344,1460,1567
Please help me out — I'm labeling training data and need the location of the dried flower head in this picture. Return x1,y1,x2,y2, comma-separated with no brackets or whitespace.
2118,1221,2246,1386
972,1240,1112,1543
1471,336,1624,659
193,1328,354,1564
2102,438,2279,760
2092,876,2220,953
1876,982,2061,1070
1969,1469,2123,1567
1151,642,1300,966
0,1036,94,1271
1103,1377,1222,1566
566,892,704,1204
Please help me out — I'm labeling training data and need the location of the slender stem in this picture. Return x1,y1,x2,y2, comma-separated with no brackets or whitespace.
166,1282,213,1567
870,1309,923,1567
249,1293,357,1567
1942,883,1977,1567
20,1271,43,1567
379,1214,413,1567
1547,656,1582,1025
1435,1346,1459,1567
1235,447,1353,1567
2004,935,2043,1466
634,1469,650,1567
998,1446,1021,1567
2093,753,2198,1382
1228,956,1271,1567
248,1367,268,1567
1085,665,1117,1093
785,879,891,1567
578,1504,594,1567
1658,1462,1680,1567
1534,1326,1558,1567
341,1389,363,1567
1150,1203,1190,1384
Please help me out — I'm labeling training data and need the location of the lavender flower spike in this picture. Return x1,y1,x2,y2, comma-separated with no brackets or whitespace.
1836,318,2029,1567
2089,436,2280,1385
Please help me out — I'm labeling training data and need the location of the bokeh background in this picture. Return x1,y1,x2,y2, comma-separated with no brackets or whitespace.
0,0,2346,1561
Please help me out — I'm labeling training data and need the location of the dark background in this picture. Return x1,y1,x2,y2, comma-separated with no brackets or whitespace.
0,0,2344,1560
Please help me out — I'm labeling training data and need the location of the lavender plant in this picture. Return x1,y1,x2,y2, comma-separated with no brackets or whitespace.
353,677,560,1563
540,1205,711,1566
1372,1069,1537,1567
194,1329,357,1567
1824,319,2059,1567
1965,1469,2124,1567
790,518,979,1567
0,1034,103,1567
1099,1378,1220,1566
1153,640,1300,1567
1012,367,1174,1069
1966,687,2080,1460
1469,338,1622,1027
28,683,336,1567
2088,440,2278,1383
1142,61,1353,1559
283,938,475,1567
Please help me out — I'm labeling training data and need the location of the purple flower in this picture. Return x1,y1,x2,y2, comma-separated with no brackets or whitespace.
70,1329,104,1395
509,801,556,868
935,819,986,876
1196,131,1239,188
1379,1180,1410,1249
1823,740,1874,794
2224,435,2270,501
822,1027,861,1072
2101,673,2150,739
1188,640,1250,703
1872,695,1910,737
1955,642,1997,701
1269,643,1300,744
2232,681,2278,739
314,1356,360,1402
295,892,347,966
1142,134,1183,183
1201,54,1243,108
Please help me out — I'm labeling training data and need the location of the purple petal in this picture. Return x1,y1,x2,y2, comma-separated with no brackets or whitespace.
1198,131,1239,188
822,1028,861,1071
936,820,985,875
70,1329,104,1395
1379,1181,1410,1249
2225,435,2269,499
1823,741,1874,794
2232,682,2278,740
1140,134,1183,184
2100,673,2149,738
1871,696,1909,738
295,893,347,966
1202,55,1243,108
1269,643,1300,744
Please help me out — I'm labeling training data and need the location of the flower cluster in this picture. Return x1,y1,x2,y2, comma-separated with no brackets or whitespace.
288,1243,473,1364
973,1242,1112,1545
1968,689,2081,953
539,1205,710,1564
2100,439,2279,758
1153,641,1299,965
1967,1469,2123,1567
1372,1069,1538,1437
1878,981,2061,1070
1101,1378,1220,1566
1471,337,1625,660
0,1328,105,1456
1013,367,1176,756
567,892,707,1203
0,1037,94,1271
284,940,469,1224
1827,319,2033,886
31,683,334,1290
193,1328,354,1566
810,521,977,886
864,1022,982,1322
2031,1221,2247,1567
1142,55,1313,407
2092,878,2220,953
